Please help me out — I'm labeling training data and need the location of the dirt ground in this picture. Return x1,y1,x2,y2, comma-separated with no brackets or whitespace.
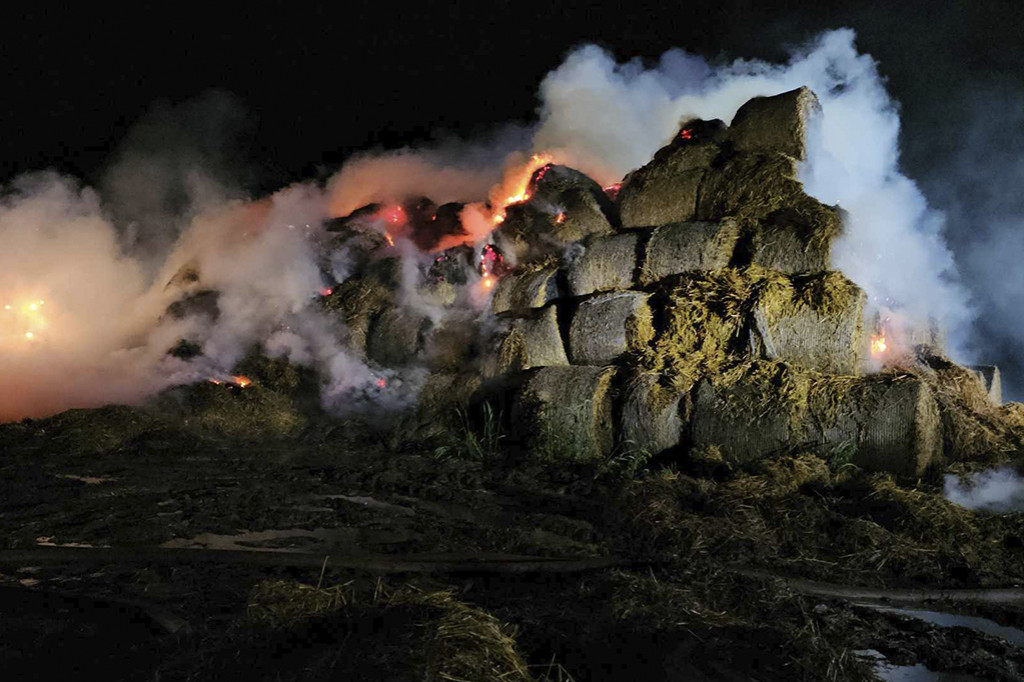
2,403,1024,681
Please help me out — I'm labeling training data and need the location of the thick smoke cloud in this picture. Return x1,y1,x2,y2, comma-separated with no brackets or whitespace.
944,467,1024,512
0,29,979,421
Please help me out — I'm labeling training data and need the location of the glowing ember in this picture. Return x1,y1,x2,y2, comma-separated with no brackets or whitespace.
554,212,566,224
870,333,888,356
24,332,34,340
320,287,333,297
376,378,386,388
482,274,495,290
678,128,693,140
603,182,622,200
232,375,252,388
384,232,395,247
384,205,406,225
208,379,222,385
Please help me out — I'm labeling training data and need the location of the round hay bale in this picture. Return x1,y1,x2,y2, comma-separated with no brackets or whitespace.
491,266,562,315
806,373,941,478
621,372,686,456
322,275,394,358
415,371,484,439
618,141,720,228
728,87,821,161
569,291,654,365
566,232,639,297
424,310,482,371
638,219,740,285
494,305,568,373
496,191,613,263
511,365,618,463
752,271,866,375
367,306,432,367
748,220,833,273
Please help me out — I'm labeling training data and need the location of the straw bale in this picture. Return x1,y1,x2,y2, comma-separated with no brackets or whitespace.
424,310,481,371
497,191,613,264
367,306,432,366
638,219,740,285
618,141,720,228
728,86,822,160
511,365,618,462
752,271,866,374
566,232,639,297
491,266,562,315
569,291,654,365
494,305,569,373
621,372,686,456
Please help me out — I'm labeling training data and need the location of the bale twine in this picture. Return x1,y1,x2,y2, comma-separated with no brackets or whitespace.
367,306,432,366
511,366,617,463
728,87,821,161
566,232,639,297
621,371,686,456
569,291,654,365
494,305,569,373
638,219,740,285
618,141,720,228
491,266,562,315
752,271,866,375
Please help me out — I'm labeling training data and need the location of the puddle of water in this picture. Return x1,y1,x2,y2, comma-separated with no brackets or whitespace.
857,651,989,682
161,527,358,553
857,602,1024,647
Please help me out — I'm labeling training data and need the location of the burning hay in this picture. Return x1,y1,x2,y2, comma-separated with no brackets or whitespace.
511,365,617,462
569,291,654,365
566,232,639,297
638,219,740,285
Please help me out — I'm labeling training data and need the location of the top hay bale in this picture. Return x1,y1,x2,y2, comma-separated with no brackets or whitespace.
728,87,821,161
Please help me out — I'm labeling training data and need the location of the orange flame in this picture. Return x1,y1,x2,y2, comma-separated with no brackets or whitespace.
232,375,252,388
491,153,553,225
384,232,395,247
482,274,495,290
870,333,887,357
376,378,387,388
554,212,566,224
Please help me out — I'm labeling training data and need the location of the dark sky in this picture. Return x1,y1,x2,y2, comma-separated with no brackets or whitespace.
5,0,1024,390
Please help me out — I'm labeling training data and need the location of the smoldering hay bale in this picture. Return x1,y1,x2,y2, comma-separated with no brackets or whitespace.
569,291,654,365
638,219,740,285
424,309,481,371
752,271,866,375
493,305,568,374
366,306,432,366
322,276,394,358
511,365,617,463
621,372,686,456
618,140,720,228
529,164,617,223
497,192,613,263
727,86,822,161
566,232,638,297
491,265,561,315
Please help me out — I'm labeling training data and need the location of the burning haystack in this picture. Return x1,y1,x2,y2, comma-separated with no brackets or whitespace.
159,87,1023,477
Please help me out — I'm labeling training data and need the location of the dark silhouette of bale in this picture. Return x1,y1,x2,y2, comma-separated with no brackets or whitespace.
165,259,201,290
638,220,740,285
511,366,617,462
618,141,721,228
491,266,561,315
529,164,618,225
752,271,866,375
728,87,821,161
425,310,481,371
166,290,219,321
621,372,686,456
415,371,484,439
566,232,639,297
970,365,1002,405
494,305,568,373
412,201,466,251
324,203,382,232
569,291,654,365
367,306,432,366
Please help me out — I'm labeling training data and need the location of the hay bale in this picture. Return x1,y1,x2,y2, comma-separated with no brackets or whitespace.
366,306,432,366
807,374,941,478
569,291,654,365
970,365,1002,405
728,87,821,160
497,192,613,263
491,266,562,315
621,372,686,456
322,274,395,357
415,371,484,438
511,366,617,462
424,310,481,371
494,305,569,373
748,220,832,273
696,153,842,258
618,141,720,228
638,220,740,285
752,271,866,374
529,164,617,223
566,232,639,296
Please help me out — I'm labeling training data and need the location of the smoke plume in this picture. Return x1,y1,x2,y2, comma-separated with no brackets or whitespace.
944,467,1024,512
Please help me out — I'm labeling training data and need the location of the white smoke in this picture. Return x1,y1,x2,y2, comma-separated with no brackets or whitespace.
0,29,976,421
944,467,1024,512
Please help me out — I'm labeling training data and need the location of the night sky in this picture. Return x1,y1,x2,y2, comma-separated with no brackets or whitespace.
4,1,1024,388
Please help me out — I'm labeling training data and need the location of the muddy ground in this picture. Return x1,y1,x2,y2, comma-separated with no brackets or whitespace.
2,405,1024,681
